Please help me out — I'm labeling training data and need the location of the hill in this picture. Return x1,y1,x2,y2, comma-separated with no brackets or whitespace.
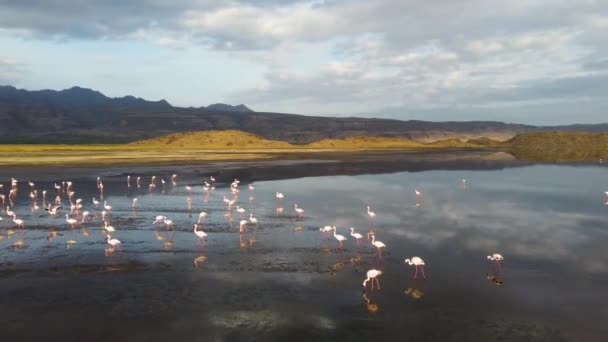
2,85,608,144
130,130,292,149
509,131,608,161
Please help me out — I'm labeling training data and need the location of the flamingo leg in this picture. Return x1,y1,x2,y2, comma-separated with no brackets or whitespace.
378,248,382,259
413,266,418,279
371,278,374,291
421,266,426,279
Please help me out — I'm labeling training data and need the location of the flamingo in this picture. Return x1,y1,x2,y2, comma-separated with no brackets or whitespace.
362,269,382,291
193,224,208,246
65,214,78,228
239,220,248,234
171,174,177,185
92,197,100,207
153,215,166,224
366,206,376,224
236,206,246,218
101,210,107,222
197,211,207,224
487,253,504,271
249,213,258,225
248,184,255,191
333,226,347,249
369,234,386,259
415,189,422,198
294,204,304,219
46,205,62,217
132,198,138,209
404,257,426,279
185,185,192,194
11,214,24,229
81,211,90,223
350,227,364,249
276,192,284,204
127,175,131,187
106,235,121,249
103,221,115,233
319,225,333,233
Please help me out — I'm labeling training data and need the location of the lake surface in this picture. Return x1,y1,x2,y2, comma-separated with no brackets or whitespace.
0,152,606,341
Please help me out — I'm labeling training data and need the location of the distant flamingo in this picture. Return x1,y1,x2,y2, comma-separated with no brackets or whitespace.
487,253,504,271
46,204,62,217
333,226,347,249
11,214,24,229
350,227,364,249
103,201,112,211
249,184,255,191
193,224,207,246
132,198,138,209
404,257,426,279
276,192,284,205
106,235,121,249
103,221,115,233
294,204,304,219
92,197,100,207
369,234,386,259
249,213,258,225
319,225,333,233
236,206,246,218
362,269,382,291
65,214,78,228
366,206,376,225
239,220,248,234
153,215,166,224
197,211,207,224
415,189,422,198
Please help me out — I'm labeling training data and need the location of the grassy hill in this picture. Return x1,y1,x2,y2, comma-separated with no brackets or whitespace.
130,130,293,149
509,131,608,161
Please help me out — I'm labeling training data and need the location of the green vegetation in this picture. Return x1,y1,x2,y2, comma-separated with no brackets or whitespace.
509,131,608,161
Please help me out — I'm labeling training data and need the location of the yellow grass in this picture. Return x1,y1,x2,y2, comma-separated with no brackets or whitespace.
0,130,505,166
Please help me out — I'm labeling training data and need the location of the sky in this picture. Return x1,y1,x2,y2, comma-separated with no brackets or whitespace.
0,0,607,124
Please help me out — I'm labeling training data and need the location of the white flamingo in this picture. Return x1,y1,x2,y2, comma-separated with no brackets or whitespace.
239,220,248,234
103,221,115,233
366,206,376,224
193,224,208,246
276,192,284,204
333,226,347,249
294,204,304,219
350,227,364,249
362,269,382,291
415,189,422,197
153,215,166,224
236,206,246,218
249,213,258,225
11,214,24,229
197,211,207,224
319,225,333,233
131,198,138,209
106,235,121,249
369,234,386,259
103,201,112,211
404,257,426,279
65,214,78,228
487,253,504,272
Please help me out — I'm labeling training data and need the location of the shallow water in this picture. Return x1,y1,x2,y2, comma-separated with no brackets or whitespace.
0,153,607,341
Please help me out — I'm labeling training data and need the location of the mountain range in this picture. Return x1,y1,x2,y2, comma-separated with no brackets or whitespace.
1,85,607,144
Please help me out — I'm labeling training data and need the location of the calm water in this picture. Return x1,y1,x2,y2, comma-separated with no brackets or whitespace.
0,153,607,341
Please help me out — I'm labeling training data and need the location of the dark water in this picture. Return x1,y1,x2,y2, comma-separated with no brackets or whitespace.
0,152,607,341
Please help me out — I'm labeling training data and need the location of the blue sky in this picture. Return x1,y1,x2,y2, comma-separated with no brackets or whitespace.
1,0,607,124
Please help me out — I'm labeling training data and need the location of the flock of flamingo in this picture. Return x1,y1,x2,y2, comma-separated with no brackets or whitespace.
0,174,521,296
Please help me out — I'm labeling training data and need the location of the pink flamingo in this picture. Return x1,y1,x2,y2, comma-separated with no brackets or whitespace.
294,204,304,219
239,220,248,234
366,206,376,225
350,227,364,249
404,257,426,279
369,233,386,259
197,211,207,224
333,226,347,249
193,224,208,246
487,253,504,272
276,192,284,205
362,269,382,291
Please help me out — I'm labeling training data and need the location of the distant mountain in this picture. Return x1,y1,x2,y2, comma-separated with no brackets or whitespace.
1,85,608,144
205,103,253,112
